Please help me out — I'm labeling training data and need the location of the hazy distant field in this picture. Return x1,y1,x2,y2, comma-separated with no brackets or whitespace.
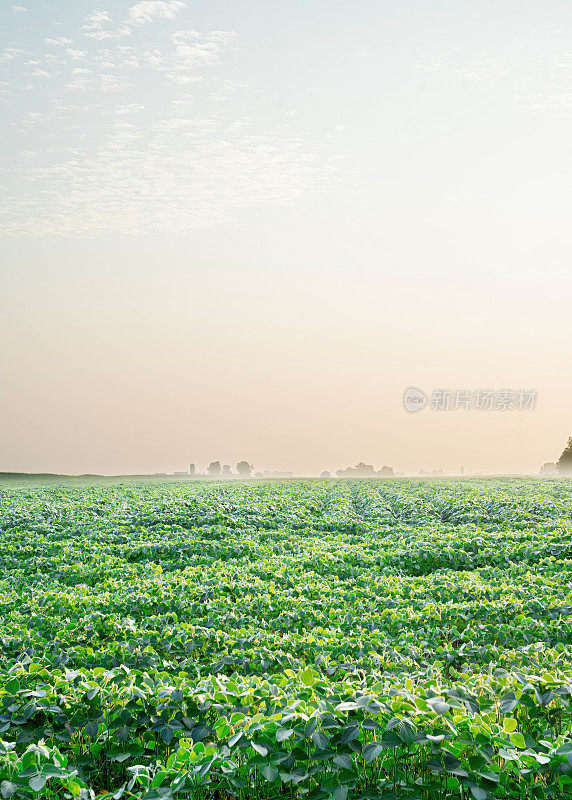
1,478,572,799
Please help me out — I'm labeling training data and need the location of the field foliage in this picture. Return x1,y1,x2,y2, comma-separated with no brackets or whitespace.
1,477,572,799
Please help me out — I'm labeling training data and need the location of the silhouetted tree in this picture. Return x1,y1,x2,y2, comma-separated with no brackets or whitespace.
236,461,253,477
189,463,195,475
207,461,221,476
557,437,572,475
539,462,557,476
222,464,232,476
355,462,375,476
336,462,376,477
379,465,395,477
320,471,331,479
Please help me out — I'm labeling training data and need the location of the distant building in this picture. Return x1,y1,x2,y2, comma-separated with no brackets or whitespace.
174,471,188,476
153,472,167,476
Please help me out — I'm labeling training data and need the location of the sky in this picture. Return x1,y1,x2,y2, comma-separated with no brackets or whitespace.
1,0,571,476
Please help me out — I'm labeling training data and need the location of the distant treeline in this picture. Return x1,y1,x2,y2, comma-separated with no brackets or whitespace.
0,473,195,482
335,462,395,478
0,472,79,480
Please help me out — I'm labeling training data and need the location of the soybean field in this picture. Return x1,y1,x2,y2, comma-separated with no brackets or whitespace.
1,477,572,800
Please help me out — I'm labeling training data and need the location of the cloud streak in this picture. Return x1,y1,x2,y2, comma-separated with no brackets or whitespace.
0,121,330,237
0,3,335,238
413,28,572,113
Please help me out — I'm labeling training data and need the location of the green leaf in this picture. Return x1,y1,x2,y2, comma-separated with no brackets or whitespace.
430,700,451,715
116,725,130,742
300,668,316,687
312,731,329,750
160,725,174,745
339,724,359,745
398,721,416,745
335,702,359,712
29,775,47,793
1,782,17,799
500,692,518,713
111,752,132,763
260,764,278,782
363,742,384,763
84,720,99,738
5,678,20,695
229,731,246,748
477,771,500,784
503,718,517,734
333,754,353,770
509,732,526,749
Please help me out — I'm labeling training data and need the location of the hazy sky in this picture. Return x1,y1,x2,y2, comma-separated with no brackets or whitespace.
1,0,571,476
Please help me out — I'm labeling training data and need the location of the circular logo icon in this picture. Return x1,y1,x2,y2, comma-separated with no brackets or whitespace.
403,387,427,413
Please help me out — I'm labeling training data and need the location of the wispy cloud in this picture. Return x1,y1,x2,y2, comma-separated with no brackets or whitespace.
82,10,114,40
0,47,24,65
45,37,74,46
11,5,27,12
67,49,88,60
413,29,572,113
82,3,186,40
126,1,186,27
0,121,330,237
1,2,336,238
146,29,236,84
